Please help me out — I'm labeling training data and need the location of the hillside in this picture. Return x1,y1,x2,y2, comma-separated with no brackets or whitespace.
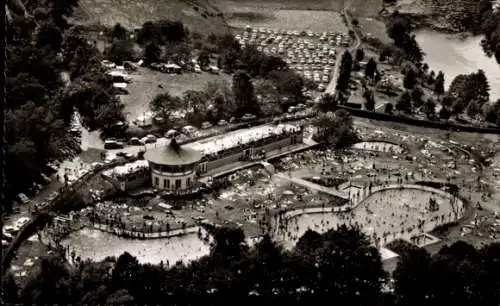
71,0,229,34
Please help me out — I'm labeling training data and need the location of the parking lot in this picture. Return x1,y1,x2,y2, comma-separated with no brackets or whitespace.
235,27,352,91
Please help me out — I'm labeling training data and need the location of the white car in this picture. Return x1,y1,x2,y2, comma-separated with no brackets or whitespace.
201,121,213,129
17,193,30,204
241,113,256,121
15,217,31,228
217,120,228,126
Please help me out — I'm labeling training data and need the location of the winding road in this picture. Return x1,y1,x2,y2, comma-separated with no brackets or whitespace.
324,7,362,96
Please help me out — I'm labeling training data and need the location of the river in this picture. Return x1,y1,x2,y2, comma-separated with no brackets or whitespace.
415,29,500,101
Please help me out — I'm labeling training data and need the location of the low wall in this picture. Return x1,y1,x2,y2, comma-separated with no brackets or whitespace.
90,223,203,239
339,106,500,134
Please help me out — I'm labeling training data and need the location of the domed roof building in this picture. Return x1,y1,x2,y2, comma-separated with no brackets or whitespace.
144,138,202,193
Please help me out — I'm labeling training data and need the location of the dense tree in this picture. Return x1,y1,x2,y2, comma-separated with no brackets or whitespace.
14,224,500,305
396,91,412,114
2,273,20,304
422,99,436,119
144,43,161,64
111,23,129,41
267,70,305,104
466,100,481,119
336,51,353,93
384,103,394,114
485,100,500,126
149,92,183,123
183,90,209,126
136,19,186,45
313,109,359,148
448,70,490,115
355,48,365,61
35,21,63,50
198,49,211,68
232,71,259,117
411,87,424,108
403,68,417,89
204,80,236,120
363,89,376,111
439,107,451,120
315,93,338,113
434,71,445,94
105,39,135,64
365,58,377,79
386,12,423,63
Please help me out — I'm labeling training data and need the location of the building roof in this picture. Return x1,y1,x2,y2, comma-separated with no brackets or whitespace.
144,138,202,166
184,124,301,156
103,160,149,178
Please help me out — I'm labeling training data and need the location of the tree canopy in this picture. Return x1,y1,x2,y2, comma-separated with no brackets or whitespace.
8,224,500,306
4,0,126,211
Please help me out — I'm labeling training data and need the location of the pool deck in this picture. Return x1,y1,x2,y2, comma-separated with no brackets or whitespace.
199,140,319,182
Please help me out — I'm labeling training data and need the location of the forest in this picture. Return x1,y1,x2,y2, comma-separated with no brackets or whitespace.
4,226,500,306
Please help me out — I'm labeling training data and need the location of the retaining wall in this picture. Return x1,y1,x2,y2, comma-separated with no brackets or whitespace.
90,223,203,239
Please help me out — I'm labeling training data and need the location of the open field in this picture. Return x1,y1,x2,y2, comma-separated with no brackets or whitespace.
345,0,384,17
358,17,392,44
71,0,229,34
213,0,346,32
212,0,344,12
119,68,232,122
227,9,348,32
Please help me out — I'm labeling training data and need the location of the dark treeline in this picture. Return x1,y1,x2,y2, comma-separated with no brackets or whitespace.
474,0,500,64
5,0,127,212
4,226,500,306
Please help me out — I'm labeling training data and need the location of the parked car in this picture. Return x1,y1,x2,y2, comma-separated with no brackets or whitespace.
201,121,213,129
128,137,144,146
217,120,228,126
143,134,157,144
241,113,256,121
17,193,30,204
104,140,124,149
15,217,31,228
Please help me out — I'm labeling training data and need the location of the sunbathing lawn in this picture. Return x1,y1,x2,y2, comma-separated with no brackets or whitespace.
226,9,348,33
120,68,232,122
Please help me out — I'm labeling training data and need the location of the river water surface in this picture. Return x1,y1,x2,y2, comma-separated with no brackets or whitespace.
415,29,500,101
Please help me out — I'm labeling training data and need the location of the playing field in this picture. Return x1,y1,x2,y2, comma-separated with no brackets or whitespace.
226,9,348,33
213,0,347,32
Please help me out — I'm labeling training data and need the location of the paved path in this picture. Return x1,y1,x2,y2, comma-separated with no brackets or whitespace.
274,172,349,200
323,7,362,97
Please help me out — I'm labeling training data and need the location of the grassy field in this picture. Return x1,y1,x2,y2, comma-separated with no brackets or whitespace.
226,9,348,32
214,0,346,32
212,0,345,12
71,0,229,34
120,68,232,122
358,17,392,44
345,0,384,17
